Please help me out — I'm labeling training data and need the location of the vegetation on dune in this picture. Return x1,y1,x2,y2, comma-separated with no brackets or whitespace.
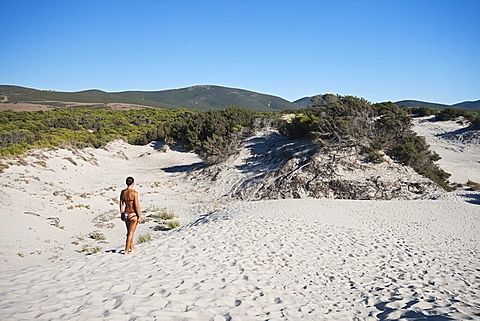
137,233,152,244
0,108,188,155
166,220,181,230
170,107,260,164
280,94,452,190
434,108,480,127
409,106,480,127
0,106,262,163
0,94,459,189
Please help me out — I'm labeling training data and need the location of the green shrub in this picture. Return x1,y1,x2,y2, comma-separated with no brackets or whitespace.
467,180,480,186
409,107,439,117
436,108,480,126
366,150,385,164
80,244,102,254
167,220,180,230
148,208,175,221
137,233,151,243
279,95,452,189
0,107,263,163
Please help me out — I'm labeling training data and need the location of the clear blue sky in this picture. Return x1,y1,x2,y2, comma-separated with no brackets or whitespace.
1,0,479,104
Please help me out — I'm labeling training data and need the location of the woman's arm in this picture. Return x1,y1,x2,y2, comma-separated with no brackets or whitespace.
119,191,125,220
134,191,142,222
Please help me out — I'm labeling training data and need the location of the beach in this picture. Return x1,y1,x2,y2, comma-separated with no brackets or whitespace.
0,118,479,320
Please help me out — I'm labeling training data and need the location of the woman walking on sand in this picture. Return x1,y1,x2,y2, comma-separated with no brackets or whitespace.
120,177,143,254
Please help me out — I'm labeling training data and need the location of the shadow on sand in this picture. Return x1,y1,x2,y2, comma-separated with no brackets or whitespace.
375,300,455,320
463,192,480,205
149,141,189,152
436,124,477,139
161,162,204,173
235,131,315,174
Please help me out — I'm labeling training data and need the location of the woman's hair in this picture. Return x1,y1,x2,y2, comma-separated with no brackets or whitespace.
126,177,134,186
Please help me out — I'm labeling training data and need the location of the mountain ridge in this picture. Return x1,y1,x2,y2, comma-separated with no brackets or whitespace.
0,85,302,112
295,95,480,110
112,85,301,111
1,85,478,111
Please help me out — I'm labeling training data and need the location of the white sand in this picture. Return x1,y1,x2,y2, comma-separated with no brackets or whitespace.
0,120,479,320
413,117,480,184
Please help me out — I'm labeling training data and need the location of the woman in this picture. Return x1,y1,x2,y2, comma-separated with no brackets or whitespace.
120,176,143,254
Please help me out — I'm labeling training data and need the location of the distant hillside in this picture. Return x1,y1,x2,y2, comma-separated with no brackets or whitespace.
452,100,480,110
394,100,450,109
294,95,480,110
114,85,302,112
293,96,315,108
0,85,178,109
2,85,477,111
0,85,302,112
395,100,480,110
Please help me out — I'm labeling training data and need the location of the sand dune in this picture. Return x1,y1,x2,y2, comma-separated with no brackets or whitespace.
413,117,480,184
0,119,479,320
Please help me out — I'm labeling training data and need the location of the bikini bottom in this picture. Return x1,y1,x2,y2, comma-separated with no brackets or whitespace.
122,212,137,220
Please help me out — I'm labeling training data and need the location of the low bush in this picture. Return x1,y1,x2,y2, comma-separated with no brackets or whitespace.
88,230,106,241
147,208,175,221
167,220,180,230
137,233,151,243
435,108,480,127
80,244,102,254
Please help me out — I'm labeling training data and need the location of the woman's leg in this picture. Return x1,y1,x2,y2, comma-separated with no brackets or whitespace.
124,216,138,254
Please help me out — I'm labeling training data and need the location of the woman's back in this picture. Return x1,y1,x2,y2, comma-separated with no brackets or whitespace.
121,189,137,213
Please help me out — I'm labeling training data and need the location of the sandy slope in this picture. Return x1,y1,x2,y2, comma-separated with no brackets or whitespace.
412,117,480,184
0,119,479,320
0,195,478,320
0,141,215,270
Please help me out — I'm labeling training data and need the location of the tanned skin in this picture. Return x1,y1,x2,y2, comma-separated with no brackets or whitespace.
120,180,143,254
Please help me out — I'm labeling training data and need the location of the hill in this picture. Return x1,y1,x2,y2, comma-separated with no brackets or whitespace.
114,85,302,112
0,85,302,112
0,85,178,109
295,95,480,110
395,100,480,110
3,85,477,112
394,100,450,109
452,100,480,109
292,96,315,108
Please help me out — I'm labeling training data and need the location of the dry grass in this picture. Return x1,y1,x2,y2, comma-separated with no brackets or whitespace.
467,180,480,186
137,233,151,243
0,162,9,174
80,244,102,254
167,220,181,230
147,207,175,221
63,157,78,166
93,210,117,228
33,161,47,167
88,230,106,242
